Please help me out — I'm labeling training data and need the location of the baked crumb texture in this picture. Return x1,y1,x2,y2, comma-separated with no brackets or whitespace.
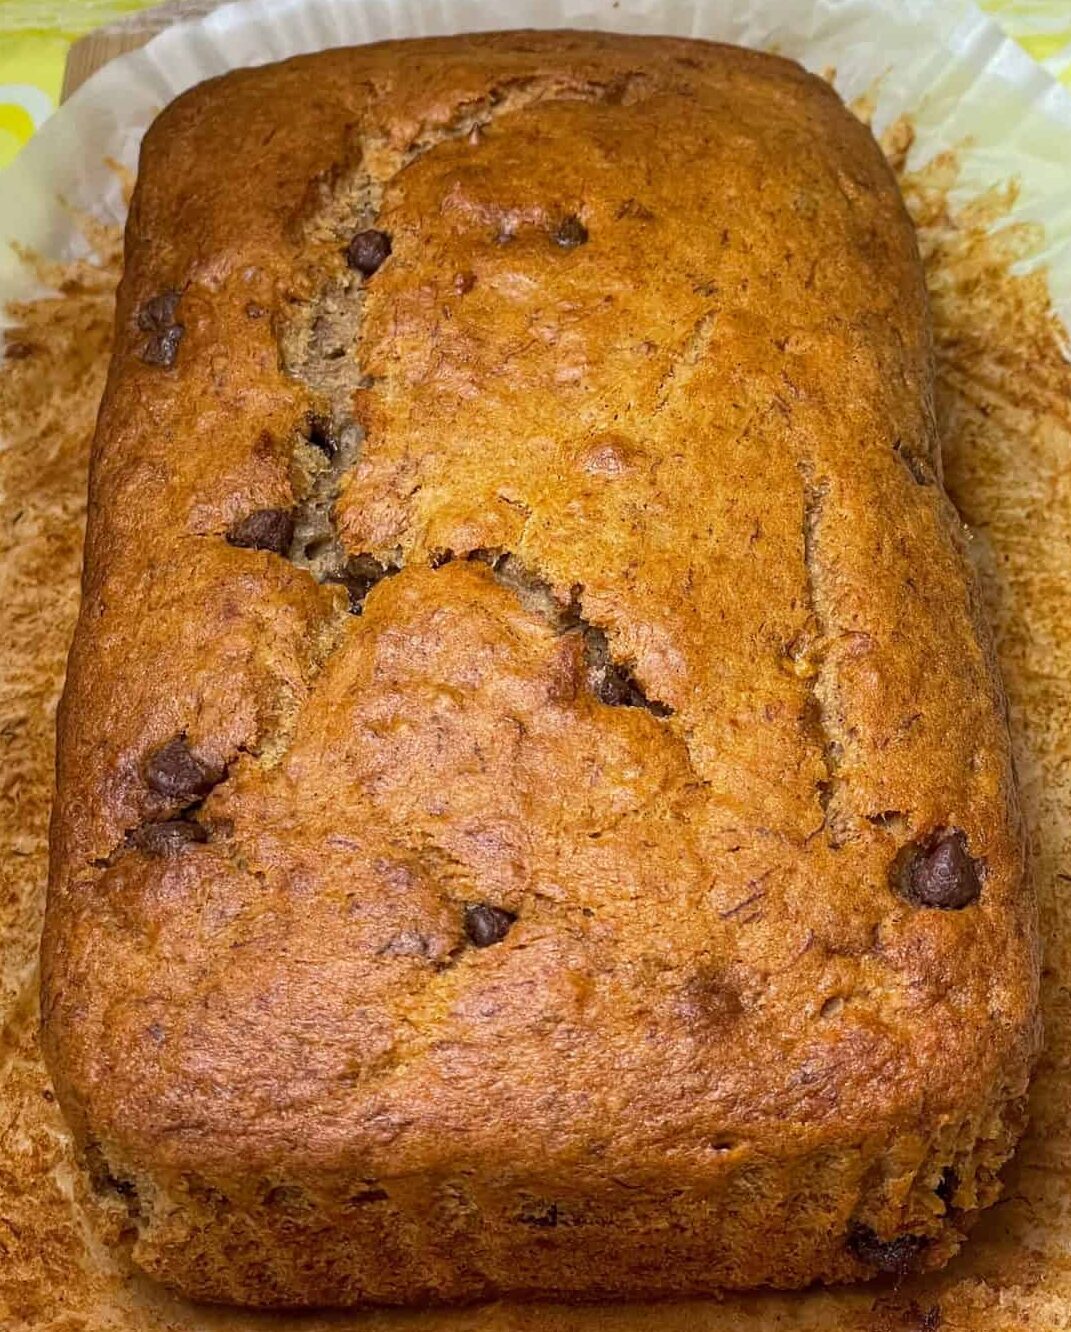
40,33,1039,1308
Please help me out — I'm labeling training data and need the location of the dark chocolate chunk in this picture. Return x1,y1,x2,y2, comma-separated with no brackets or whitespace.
325,554,396,613
130,820,208,856
847,1222,930,1275
936,1167,959,1208
140,325,184,368
554,215,589,249
345,229,392,276
464,903,516,948
144,737,224,802
138,291,181,329
892,829,982,909
226,508,295,555
137,290,184,368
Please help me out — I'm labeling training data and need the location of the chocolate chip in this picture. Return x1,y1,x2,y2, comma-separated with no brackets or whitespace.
892,830,982,909
138,291,181,328
345,230,392,277
936,1167,959,1208
144,737,224,802
4,340,34,360
325,554,396,613
141,326,184,367
454,272,477,295
463,903,516,948
847,1223,930,1275
137,290,184,368
226,508,295,555
130,820,208,856
554,215,589,249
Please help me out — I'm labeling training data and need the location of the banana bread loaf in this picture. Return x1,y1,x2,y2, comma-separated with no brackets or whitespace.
41,31,1040,1307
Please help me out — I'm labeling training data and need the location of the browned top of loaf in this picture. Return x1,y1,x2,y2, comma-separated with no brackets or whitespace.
43,32,1038,1183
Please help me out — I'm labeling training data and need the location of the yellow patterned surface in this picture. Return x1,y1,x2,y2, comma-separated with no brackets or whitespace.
0,0,1070,167
0,0,154,165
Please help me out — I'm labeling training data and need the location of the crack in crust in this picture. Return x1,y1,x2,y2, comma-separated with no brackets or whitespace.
287,419,365,589
654,308,719,407
796,470,847,846
276,84,627,600
465,549,674,717
266,72,668,733
88,76,671,877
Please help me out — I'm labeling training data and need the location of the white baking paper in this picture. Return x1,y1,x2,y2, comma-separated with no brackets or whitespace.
0,0,1070,338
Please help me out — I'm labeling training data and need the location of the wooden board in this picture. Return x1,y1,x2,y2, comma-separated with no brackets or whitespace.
62,1,226,100
62,28,159,101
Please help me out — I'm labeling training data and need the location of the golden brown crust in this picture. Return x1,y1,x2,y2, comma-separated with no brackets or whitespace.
40,32,1039,1307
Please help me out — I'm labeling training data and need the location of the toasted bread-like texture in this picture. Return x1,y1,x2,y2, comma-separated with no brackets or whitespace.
41,32,1039,1308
